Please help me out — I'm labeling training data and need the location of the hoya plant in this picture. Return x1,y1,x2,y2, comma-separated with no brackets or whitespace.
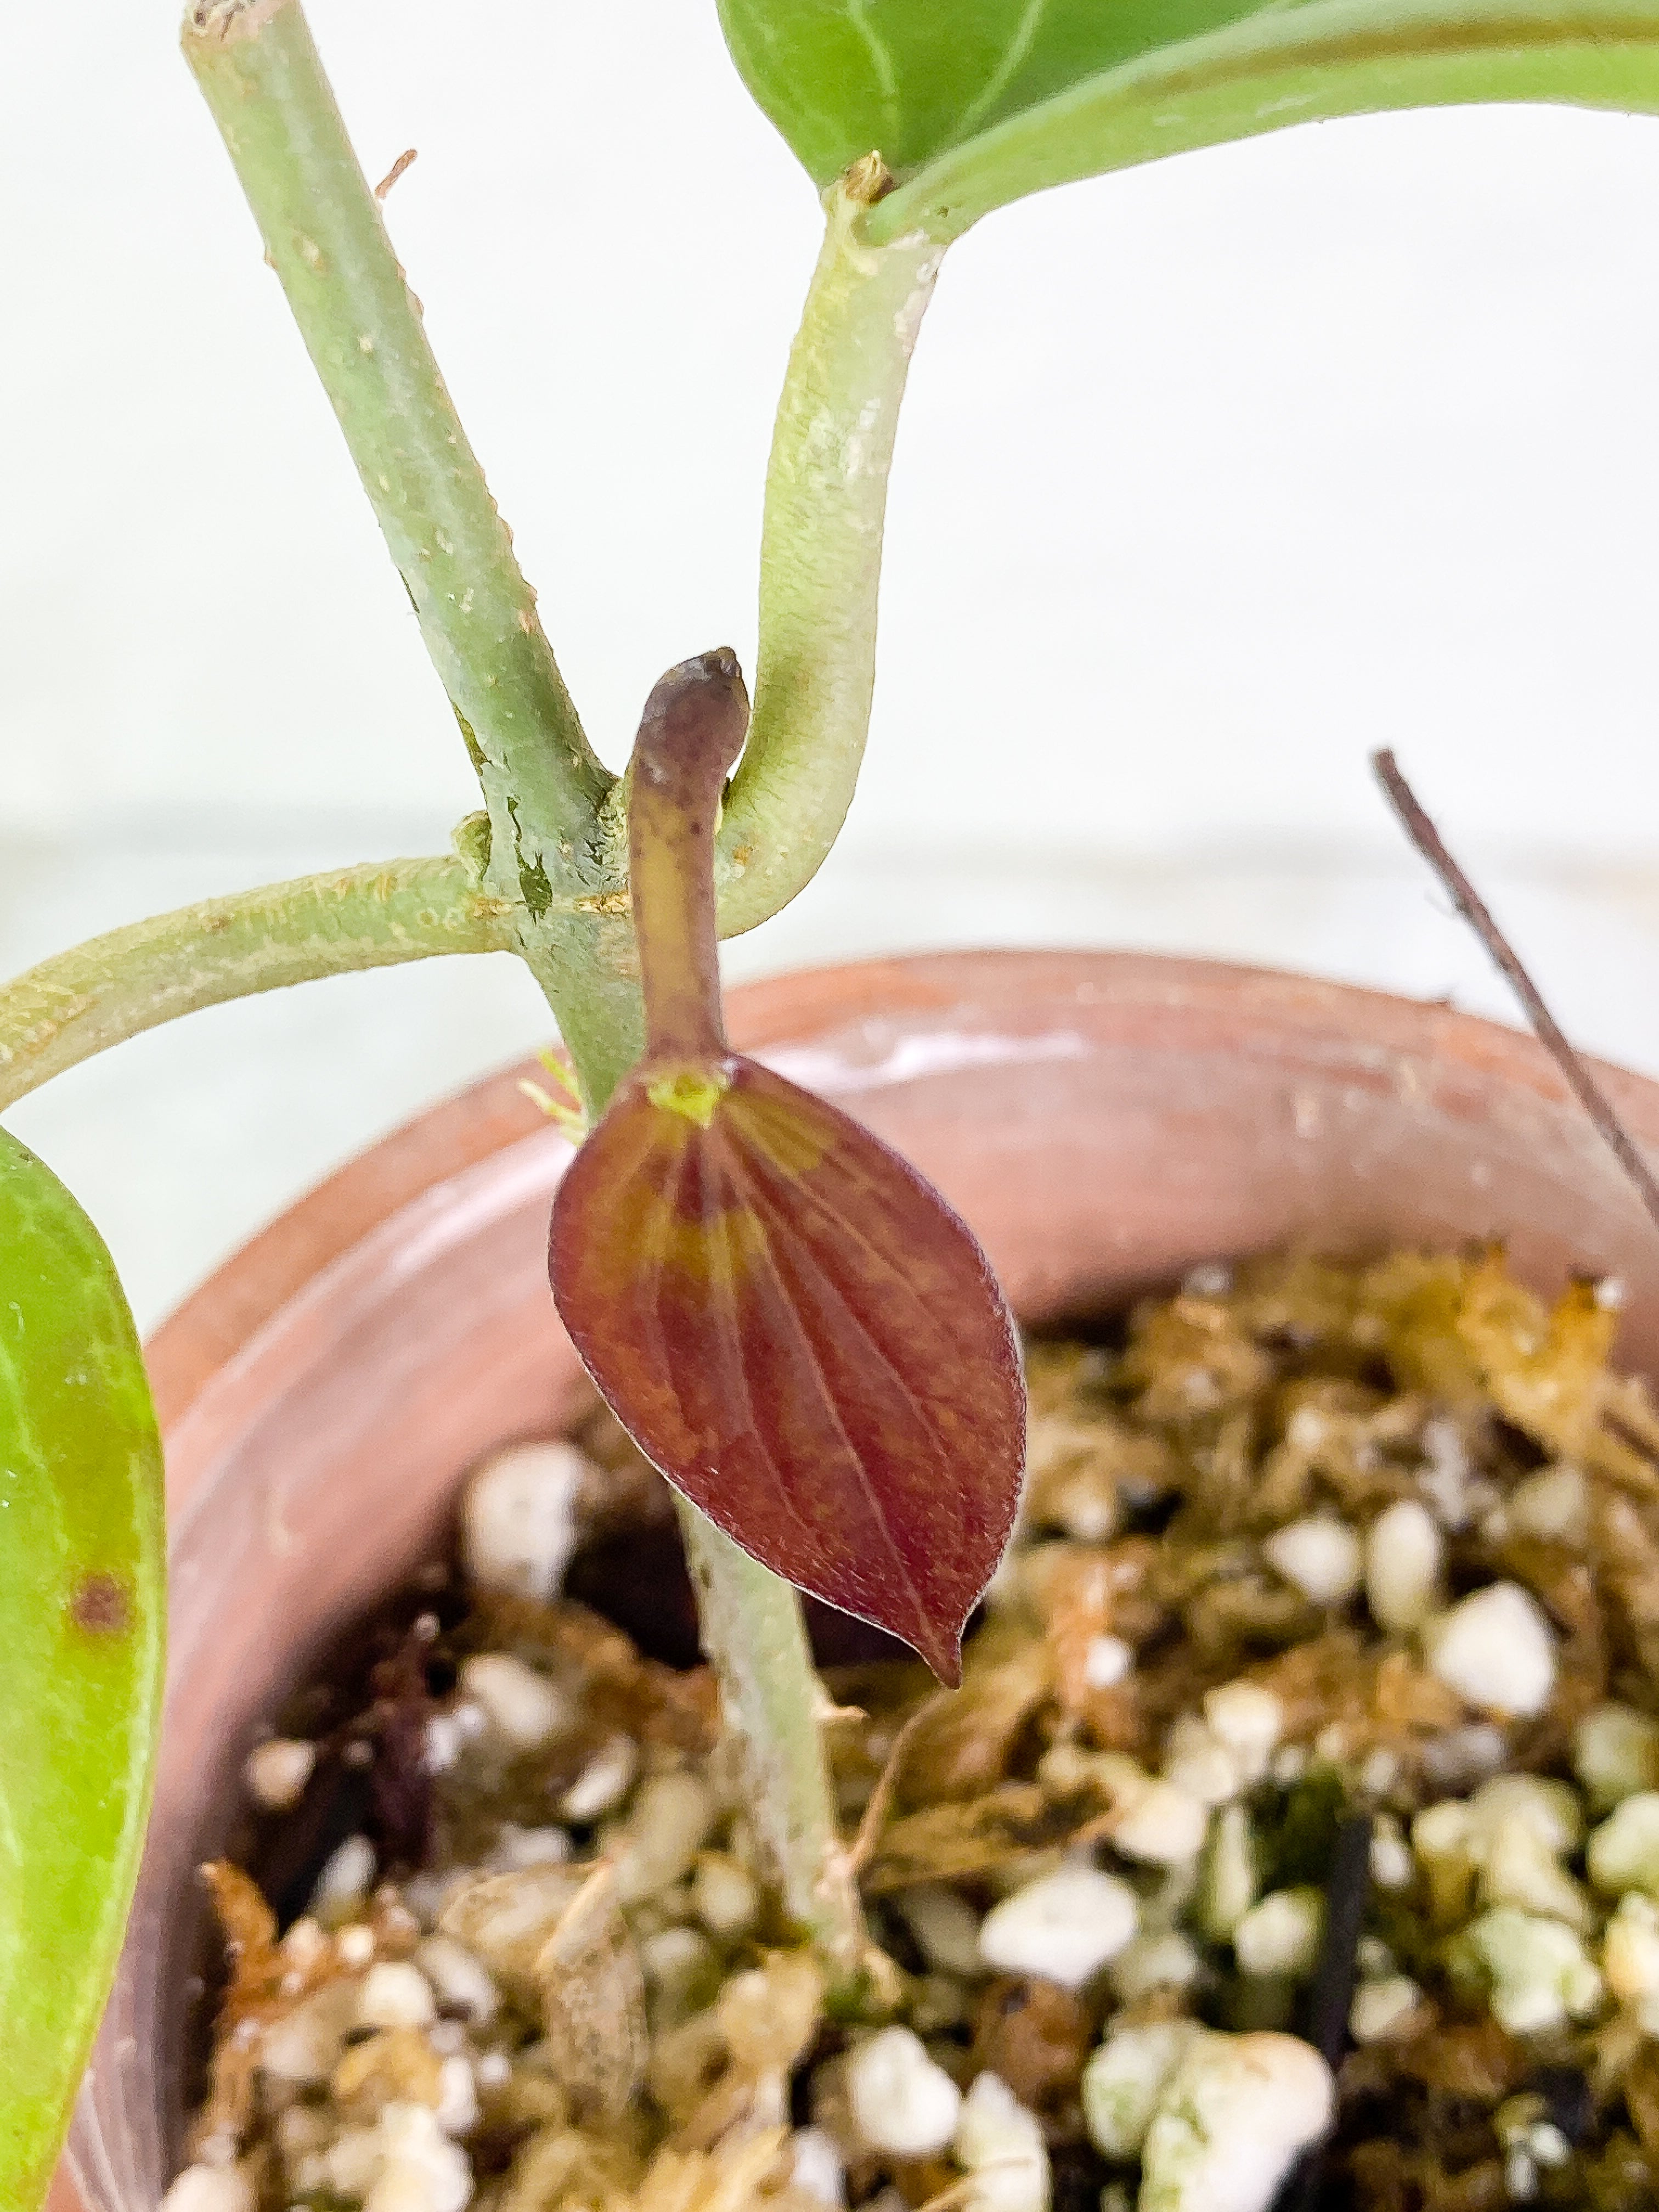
3,0,1657,2200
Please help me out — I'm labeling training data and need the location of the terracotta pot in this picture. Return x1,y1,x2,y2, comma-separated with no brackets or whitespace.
60,947,1659,2211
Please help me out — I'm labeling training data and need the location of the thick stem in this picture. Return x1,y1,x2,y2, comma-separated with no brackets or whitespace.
0,857,510,1115
182,0,628,1091
712,159,945,939
678,1499,866,1980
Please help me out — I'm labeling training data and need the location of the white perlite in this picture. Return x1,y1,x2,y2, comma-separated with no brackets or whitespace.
244,1736,317,1812
1109,1931,1204,2004
415,1937,498,2024
1364,1500,1443,1634
351,2102,472,2212
560,1734,639,1822
1575,1705,1659,1814
1082,2021,1207,2160
790,2129,846,2208
460,1438,587,1604
1199,1802,1258,1939
456,1654,567,1751
259,1978,359,2085
691,1852,760,1938
487,1824,571,1872
1602,1892,1659,2030
311,1835,376,1919
1261,1517,1363,1607
1135,2031,1334,2212
357,1961,436,2032
1464,1908,1604,2034
953,2072,1049,2212
978,1864,1138,1988
896,1884,985,1978
159,2168,253,2212
1233,1889,1324,1980
1163,1716,1246,1807
1506,1464,1590,1549
1588,1792,1659,1898
1100,1765,1210,1866
609,1770,716,1904
1202,1682,1284,1780
1084,1634,1135,1688
1423,1582,1556,1717
846,2026,963,2157
433,2056,479,2138
1350,1976,1425,2044
1370,1816,1414,1891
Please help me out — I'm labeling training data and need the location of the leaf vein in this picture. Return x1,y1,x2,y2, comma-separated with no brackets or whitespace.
844,0,903,137
955,0,1052,139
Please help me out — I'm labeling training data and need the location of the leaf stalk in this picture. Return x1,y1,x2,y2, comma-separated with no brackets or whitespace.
0,856,510,1115
714,158,945,938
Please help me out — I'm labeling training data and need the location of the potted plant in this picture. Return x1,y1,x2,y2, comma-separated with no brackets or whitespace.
9,3,1659,2209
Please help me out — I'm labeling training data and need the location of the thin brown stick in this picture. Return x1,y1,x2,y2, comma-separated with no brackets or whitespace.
1373,748,1659,1240
845,1692,951,1876
373,146,418,201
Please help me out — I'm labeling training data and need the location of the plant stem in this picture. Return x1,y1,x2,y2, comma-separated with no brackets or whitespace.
678,1502,866,1979
183,0,868,1983
712,157,945,939
0,857,510,1115
182,0,631,1098
559,973,867,1971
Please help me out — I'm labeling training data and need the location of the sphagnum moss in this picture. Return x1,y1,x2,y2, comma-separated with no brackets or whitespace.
171,1248,1659,2212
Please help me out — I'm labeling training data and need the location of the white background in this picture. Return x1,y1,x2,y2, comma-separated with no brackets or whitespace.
7,1,1659,1325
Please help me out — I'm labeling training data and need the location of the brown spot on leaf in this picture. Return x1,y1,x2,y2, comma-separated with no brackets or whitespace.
71,1573,131,1635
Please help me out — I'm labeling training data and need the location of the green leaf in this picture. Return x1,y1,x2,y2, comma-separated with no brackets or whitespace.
717,0,1659,244
0,1130,165,2212
716,0,1159,186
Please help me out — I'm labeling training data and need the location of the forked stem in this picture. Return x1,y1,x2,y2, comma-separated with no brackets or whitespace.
179,3,877,1989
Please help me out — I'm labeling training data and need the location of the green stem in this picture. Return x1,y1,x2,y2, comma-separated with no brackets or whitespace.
0,857,511,1116
712,157,945,939
184,0,864,1983
182,0,629,1092
678,1500,867,1981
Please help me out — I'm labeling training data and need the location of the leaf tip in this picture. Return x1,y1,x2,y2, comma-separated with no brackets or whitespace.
908,1613,966,1690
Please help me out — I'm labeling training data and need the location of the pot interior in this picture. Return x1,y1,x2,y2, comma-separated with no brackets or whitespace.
64,950,1659,2211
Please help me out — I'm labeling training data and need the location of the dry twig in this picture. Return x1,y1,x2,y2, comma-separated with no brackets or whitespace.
846,1691,952,1875
373,147,419,201
1374,748,1659,1242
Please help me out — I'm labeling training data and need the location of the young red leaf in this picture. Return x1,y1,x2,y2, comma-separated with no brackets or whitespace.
549,652,1025,1683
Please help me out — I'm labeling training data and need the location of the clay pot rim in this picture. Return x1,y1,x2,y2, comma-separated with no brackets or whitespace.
145,943,1649,1448
63,941,1659,2212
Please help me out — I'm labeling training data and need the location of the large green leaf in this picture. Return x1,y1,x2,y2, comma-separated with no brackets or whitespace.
718,0,1659,242
0,1130,165,2212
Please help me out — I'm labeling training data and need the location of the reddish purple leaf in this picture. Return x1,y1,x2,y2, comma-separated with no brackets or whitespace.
551,1053,1024,1682
547,650,1025,1683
